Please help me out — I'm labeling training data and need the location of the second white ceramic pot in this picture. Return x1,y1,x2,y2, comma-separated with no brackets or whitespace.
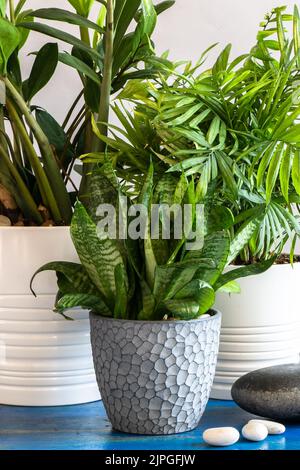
211,262,300,400
0,227,100,406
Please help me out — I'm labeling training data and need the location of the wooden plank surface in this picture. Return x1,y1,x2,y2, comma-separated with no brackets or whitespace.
0,400,299,450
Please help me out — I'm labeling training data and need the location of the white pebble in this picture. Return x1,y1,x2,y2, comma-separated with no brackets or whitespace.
242,422,268,441
248,419,285,435
203,427,240,447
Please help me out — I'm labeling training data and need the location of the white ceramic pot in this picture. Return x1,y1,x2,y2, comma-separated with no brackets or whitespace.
211,263,300,400
0,227,100,406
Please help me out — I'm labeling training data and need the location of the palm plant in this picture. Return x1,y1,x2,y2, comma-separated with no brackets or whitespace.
82,5,300,262
19,0,175,195
31,161,274,320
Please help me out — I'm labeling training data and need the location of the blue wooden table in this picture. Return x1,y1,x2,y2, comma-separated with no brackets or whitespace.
1,400,299,450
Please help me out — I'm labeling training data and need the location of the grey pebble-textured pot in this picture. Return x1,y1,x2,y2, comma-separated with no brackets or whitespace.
90,310,221,435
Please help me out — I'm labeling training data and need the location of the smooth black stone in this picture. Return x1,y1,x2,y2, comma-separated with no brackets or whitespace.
231,364,300,422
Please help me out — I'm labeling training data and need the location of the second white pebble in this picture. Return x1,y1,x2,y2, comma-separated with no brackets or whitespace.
242,422,268,442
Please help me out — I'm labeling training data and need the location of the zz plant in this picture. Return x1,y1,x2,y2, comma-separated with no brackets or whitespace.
0,0,173,225
19,0,175,195
0,0,73,225
31,162,274,321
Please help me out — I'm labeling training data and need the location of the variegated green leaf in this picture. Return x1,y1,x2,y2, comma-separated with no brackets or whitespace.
137,279,156,320
153,259,214,305
218,280,241,294
175,279,216,314
114,263,128,319
215,255,276,290
159,299,200,320
71,202,126,310
227,216,264,265
56,293,110,315
186,231,230,285
30,261,98,297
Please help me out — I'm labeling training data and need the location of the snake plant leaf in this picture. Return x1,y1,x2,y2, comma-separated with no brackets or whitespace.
83,168,119,222
30,8,104,33
174,173,189,204
151,173,178,265
227,214,265,265
159,299,200,320
154,174,178,205
30,261,99,297
24,43,58,101
153,259,215,306
138,162,157,288
67,0,94,17
205,206,234,234
175,279,216,315
218,280,241,294
0,18,21,73
186,231,230,285
71,201,127,311
55,293,109,315
114,263,128,319
137,278,156,320
214,255,276,291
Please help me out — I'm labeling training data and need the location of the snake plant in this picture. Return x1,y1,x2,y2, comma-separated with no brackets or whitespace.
31,161,274,321
81,5,300,262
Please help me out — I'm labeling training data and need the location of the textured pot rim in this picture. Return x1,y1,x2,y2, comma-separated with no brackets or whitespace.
90,309,221,325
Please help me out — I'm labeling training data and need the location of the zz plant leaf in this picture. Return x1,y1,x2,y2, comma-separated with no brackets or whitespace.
23,43,58,101
0,17,20,73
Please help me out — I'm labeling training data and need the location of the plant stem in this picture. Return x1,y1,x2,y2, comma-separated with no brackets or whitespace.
80,26,90,47
95,0,114,151
78,21,94,196
0,145,43,224
6,99,62,224
10,120,23,167
9,0,15,23
79,0,114,197
62,90,84,129
4,77,73,224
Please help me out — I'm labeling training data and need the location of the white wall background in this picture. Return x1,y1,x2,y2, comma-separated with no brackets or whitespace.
22,0,297,122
